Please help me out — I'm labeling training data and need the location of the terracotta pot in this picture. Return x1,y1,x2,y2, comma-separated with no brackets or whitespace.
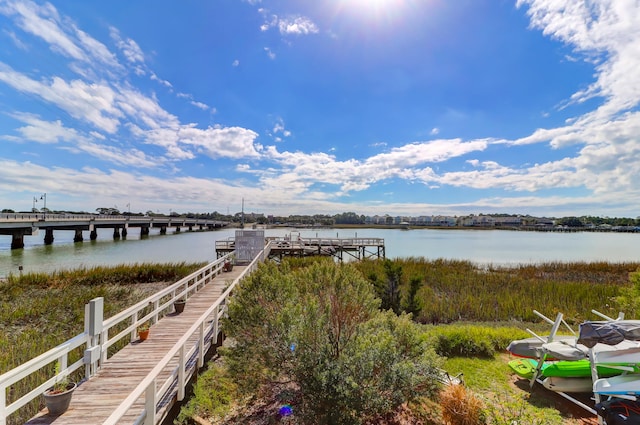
138,329,150,341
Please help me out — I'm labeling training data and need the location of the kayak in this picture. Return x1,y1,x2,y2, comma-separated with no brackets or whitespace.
541,359,632,378
542,376,593,393
540,340,587,361
507,336,576,360
592,345,640,365
508,358,546,379
593,374,640,395
541,339,639,362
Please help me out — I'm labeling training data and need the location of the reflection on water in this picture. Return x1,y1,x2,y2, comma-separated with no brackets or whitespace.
1,227,639,278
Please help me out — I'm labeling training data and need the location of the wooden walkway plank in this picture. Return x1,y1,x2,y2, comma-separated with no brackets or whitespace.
25,266,246,425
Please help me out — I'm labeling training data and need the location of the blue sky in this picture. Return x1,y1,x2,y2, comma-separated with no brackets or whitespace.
1,0,639,218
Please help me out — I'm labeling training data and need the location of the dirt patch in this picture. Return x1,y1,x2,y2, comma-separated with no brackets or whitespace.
508,373,599,425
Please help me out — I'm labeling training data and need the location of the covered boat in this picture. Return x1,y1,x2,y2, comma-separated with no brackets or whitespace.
506,335,576,359
578,320,640,348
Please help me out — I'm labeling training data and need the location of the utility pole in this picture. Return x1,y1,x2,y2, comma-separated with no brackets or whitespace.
40,193,47,218
241,198,245,229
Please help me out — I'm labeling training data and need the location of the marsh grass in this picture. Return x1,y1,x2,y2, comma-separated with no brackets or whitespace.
355,258,639,324
0,262,203,425
427,324,529,358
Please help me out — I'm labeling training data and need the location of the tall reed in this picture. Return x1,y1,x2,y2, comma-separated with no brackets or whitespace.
355,258,639,324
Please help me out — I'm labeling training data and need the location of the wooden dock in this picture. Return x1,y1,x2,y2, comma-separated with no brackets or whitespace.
216,235,385,262
24,266,246,425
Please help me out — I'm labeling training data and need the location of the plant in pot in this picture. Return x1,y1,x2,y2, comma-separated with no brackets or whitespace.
223,259,234,272
138,322,150,341
174,297,186,314
43,362,76,416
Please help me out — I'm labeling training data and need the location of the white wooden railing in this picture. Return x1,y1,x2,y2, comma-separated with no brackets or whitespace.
103,243,270,425
0,253,236,425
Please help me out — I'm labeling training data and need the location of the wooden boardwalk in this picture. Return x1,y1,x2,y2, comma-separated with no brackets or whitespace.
25,266,246,425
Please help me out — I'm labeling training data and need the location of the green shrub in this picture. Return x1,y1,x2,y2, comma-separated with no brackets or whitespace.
221,261,444,424
175,364,237,424
428,325,529,358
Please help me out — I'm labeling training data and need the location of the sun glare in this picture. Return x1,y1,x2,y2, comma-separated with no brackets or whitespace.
338,0,412,24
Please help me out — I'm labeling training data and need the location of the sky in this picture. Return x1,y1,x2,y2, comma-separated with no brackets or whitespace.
0,0,639,218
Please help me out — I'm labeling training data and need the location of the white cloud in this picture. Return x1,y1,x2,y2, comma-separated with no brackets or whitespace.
272,118,291,138
190,100,209,110
150,72,173,89
3,112,80,144
264,47,276,59
3,29,28,50
278,16,319,35
65,140,161,168
0,0,85,60
116,87,179,130
109,27,145,64
232,59,240,67
177,125,261,159
0,63,122,133
430,127,439,135
518,0,640,118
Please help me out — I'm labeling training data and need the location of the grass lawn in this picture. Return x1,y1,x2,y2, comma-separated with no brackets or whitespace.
444,354,598,425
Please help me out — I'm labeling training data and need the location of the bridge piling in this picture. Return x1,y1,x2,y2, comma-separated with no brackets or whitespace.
73,229,83,243
90,229,97,240
44,228,54,245
11,232,24,249
113,227,120,239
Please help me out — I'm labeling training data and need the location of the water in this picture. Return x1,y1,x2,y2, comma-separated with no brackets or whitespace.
1,227,639,278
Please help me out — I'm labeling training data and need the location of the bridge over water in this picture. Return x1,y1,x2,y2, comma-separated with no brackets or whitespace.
0,214,229,249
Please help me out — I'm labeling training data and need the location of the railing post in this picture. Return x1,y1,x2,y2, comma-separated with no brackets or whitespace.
131,313,138,342
212,306,219,345
152,299,159,324
198,322,205,369
84,298,103,379
178,346,186,401
144,379,156,425
0,382,6,425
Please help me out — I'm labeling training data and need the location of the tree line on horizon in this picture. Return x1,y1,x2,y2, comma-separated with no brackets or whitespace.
2,207,639,228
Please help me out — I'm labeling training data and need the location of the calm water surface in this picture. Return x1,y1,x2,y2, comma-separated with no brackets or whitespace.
1,227,639,278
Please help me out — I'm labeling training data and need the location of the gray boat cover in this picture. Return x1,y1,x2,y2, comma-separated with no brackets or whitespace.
578,321,640,348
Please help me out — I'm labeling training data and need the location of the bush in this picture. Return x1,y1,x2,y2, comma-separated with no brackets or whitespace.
175,364,237,424
429,325,528,358
221,260,444,424
439,384,485,425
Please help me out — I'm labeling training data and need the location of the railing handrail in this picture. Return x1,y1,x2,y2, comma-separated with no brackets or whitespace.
0,254,233,425
103,245,268,425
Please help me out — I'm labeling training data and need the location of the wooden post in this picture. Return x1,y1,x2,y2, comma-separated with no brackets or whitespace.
144,380,156,425
178,346,186,401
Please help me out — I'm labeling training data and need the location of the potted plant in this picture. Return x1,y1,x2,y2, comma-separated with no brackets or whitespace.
174,297,186,314
138,322,150,341
223,259,234,272
43,362,76,416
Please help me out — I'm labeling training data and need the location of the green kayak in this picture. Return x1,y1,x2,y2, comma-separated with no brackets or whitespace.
508,359,547,379
542,359,637,378
510,358,638,379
